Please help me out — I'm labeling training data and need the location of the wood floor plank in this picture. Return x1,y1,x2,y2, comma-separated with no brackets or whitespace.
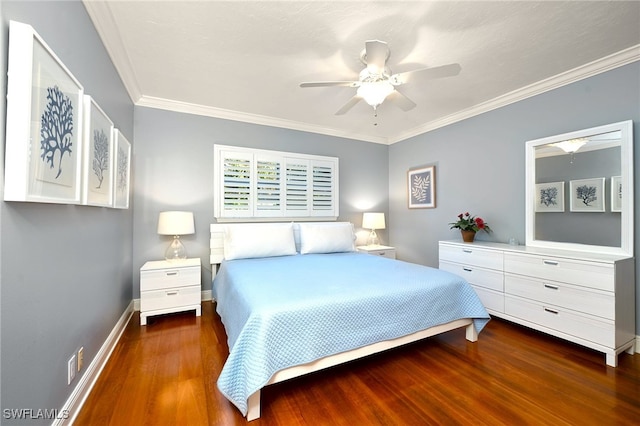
75,302,639,425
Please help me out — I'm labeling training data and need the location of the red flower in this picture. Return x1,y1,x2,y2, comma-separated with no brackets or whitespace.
475,217,485,229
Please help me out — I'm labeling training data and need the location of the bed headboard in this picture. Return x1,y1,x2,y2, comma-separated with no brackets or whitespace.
210,222,353,266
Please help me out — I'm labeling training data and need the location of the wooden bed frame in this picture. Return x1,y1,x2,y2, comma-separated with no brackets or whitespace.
210,223,479,421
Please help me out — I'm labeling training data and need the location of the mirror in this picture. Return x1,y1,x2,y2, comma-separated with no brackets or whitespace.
525,120,634,256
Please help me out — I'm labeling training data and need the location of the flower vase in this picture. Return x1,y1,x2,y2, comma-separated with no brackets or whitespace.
461,230,476,243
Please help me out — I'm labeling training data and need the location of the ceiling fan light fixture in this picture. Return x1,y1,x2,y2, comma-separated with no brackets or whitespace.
357,81,395,108
551,138,588,153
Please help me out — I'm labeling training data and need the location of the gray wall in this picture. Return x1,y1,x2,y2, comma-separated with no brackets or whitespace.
0,1,134,423
132,106,390,298
388,61,640,332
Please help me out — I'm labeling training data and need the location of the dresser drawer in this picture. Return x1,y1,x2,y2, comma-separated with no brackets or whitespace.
505,295,614,347
440,260,504,292
471,285,504,313
504,253,614,292
141,285,201,312
505,273,613,320
439,243,503,270
140,265,200,291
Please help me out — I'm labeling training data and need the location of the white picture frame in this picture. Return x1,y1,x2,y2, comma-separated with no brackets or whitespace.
569,177,605,212
112,129,131,209
3,20,84,204
535,181,564,212
408,165,436,209
611,176,622,213
82,96,114,207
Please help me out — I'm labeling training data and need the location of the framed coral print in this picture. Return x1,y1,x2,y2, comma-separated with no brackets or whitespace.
569,177,605,212
611,176,622,212
4,20,84,204
535,181,564,212
112,130,131,209
408,165,436,209
82,96,114,207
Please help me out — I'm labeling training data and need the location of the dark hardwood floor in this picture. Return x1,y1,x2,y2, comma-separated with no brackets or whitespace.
75,302,639,425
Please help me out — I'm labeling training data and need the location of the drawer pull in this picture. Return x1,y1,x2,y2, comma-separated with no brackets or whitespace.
462,249,472,253
166,291,178,296
463,267,473,272
544,284,559,290
377,252,386,256
544,308,559,315
543,260,559,266
166,271,178,276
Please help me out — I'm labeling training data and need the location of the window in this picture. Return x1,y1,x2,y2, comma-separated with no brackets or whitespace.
214,145,339,221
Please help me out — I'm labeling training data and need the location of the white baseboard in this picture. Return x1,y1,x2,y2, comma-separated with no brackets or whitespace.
132,290,212,312
636,335,640,354
57,300,134,425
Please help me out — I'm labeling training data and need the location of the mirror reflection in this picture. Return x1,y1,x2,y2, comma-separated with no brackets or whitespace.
526,120,633,256
534,131,621,247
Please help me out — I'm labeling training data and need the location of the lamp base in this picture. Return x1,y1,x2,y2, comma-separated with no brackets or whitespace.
165,236,187,261
367,229,379,246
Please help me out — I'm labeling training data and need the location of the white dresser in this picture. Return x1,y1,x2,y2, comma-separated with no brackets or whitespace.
439,240,635,367
140,258,202,325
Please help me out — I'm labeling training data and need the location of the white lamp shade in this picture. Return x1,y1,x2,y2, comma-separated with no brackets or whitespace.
157,211,195,236
362,212,386,230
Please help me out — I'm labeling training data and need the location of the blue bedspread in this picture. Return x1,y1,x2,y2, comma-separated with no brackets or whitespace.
212,252,490,415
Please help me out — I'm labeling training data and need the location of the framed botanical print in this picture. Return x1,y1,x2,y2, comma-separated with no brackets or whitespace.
82,96,114,207
569,177,605,212
611,176,622,212
535,181,564,212
4,20,84,204
112,129,131,209
408,165,436,209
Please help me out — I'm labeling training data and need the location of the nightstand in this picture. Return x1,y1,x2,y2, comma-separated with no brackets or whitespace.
140,258,201,325
356,245,396,259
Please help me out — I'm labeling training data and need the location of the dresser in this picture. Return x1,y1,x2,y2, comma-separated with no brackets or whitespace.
140,258,202,325
439,240,635,367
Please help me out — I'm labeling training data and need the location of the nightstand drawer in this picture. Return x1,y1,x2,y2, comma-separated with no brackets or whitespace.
357,246,396,259
140,265,200,291
141,285,201,312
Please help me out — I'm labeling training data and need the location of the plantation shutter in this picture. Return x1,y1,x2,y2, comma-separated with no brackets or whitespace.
284,159,309,215
311,160,335,215
214,145,338,220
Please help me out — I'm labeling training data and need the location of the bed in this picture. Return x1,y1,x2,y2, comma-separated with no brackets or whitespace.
210,222,490,420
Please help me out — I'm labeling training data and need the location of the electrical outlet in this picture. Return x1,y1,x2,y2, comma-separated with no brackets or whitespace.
68,354,77,385
77,347,84,372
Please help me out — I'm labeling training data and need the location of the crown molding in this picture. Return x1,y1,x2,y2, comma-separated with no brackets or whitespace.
82,0,142,102
389,44,640,144
135,96,390,145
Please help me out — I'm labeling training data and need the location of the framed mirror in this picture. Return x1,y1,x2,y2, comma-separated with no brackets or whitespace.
525,120,634,256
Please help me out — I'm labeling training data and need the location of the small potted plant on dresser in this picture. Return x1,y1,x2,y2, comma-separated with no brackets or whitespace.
449,212,491,242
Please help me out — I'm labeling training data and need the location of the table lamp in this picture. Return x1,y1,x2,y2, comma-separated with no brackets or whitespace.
362,212,385,246
157,211,195,260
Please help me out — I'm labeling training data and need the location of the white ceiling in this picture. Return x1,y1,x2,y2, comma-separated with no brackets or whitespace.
83,1,640,144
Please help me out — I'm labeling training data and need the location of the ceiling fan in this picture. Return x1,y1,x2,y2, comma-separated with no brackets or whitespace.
300,40,461,115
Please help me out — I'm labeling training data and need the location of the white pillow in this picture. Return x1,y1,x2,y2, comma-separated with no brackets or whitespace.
299,223,356,254
224,223,296,260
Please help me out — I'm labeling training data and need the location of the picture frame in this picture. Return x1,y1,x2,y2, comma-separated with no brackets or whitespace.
82,96,115,207
569,177,605,212
535,181,564,212
112,130,132,209
3,20,85,204
611,176,622,213
408,165,436,209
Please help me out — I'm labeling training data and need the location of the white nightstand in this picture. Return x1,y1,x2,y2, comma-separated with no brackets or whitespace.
356,245,396,259
140,258,201,326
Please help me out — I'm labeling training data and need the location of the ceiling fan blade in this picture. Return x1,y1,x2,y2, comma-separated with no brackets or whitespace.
335,96,362,115
387,90,416,112
300,81,359,88
390,63,461,85
364,40,389,75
